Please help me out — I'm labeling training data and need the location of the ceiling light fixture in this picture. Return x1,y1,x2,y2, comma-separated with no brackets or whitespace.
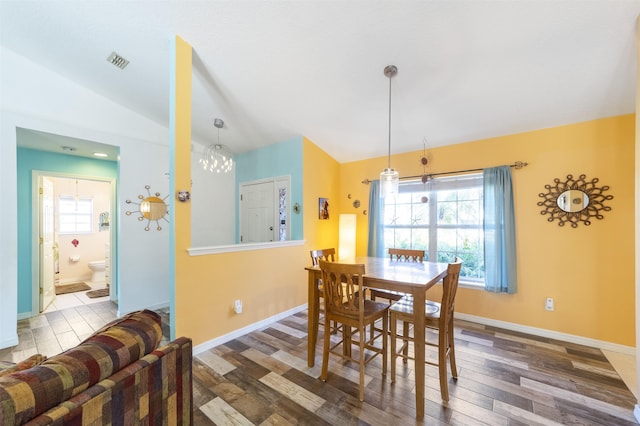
93,152,108,158
380,65,399,197
200,118,233,174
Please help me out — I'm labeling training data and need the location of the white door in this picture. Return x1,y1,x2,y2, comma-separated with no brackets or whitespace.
40,176,55,312
240,181,275,243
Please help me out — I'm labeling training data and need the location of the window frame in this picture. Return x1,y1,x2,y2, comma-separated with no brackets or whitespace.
382,173,485,287
58,195,94,234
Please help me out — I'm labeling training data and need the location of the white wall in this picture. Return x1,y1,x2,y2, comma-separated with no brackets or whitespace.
0,46,172,347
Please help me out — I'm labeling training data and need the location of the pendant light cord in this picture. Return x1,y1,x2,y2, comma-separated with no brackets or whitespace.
387,73,392,169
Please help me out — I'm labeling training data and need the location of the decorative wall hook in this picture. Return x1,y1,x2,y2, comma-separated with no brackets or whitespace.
176,190,190,202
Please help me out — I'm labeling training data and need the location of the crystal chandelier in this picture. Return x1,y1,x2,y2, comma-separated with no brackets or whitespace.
380,65,399,197
200,118,233,174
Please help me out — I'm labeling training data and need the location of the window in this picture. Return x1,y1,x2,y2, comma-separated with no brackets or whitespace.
58,196,93,234
383,174,484,283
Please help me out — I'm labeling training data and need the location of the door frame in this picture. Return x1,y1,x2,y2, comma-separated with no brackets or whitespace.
31,170,117,316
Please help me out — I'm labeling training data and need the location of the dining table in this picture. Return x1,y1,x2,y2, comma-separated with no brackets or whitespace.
305,256,449,418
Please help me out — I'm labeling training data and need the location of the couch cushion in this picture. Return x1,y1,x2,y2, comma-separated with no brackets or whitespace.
0,355,47,379
0,309,162,425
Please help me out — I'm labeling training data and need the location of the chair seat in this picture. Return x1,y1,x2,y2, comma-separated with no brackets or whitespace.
389,296,441,319
328,300,390,323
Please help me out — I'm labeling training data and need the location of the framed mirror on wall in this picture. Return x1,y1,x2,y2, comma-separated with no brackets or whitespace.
537,174,613,228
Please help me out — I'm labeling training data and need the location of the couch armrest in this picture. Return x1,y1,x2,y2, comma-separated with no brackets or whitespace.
31,337,193,425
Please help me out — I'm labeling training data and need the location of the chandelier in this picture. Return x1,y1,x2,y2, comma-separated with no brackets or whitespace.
380,65,399,197
200,118,233,174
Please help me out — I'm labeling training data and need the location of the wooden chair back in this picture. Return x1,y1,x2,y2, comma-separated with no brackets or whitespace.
388,248,425,263
318,260,365,318
440,258,462,326
310,248,336,266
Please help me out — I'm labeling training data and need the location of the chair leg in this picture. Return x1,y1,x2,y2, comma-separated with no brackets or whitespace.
359,325,366,401
320,317,331,382
448,321,458,379
438,329,449,401
402,321,410,363
381,312,388,377
390,313,397,382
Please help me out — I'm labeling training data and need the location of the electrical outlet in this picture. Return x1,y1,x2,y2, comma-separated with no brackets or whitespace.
545,297,554,311
234,299,243,314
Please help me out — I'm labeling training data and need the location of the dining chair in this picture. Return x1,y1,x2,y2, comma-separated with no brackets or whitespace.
310,248,339,334
389,258,462,401
318,260,390,401
370,248,426,303
369,248,426,340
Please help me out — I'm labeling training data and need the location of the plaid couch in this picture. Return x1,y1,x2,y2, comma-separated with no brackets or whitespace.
0,309,192,425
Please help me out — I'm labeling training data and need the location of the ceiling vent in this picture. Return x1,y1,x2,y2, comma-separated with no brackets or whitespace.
107,51,129,69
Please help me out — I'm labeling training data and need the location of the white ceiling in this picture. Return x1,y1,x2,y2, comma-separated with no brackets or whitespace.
1,1,639,163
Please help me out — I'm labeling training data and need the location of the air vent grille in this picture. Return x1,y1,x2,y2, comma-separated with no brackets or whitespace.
107,51,129,69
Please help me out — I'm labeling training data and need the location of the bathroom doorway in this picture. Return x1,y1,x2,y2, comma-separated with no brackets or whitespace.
33,172,117,313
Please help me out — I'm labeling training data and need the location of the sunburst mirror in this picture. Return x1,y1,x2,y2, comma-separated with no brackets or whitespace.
537,174,613,228
125,185,170,231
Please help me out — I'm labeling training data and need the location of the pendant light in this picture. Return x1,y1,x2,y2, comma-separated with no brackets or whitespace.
200,118,234,174
380,65,399,197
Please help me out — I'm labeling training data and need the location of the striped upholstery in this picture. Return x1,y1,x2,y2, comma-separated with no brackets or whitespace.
0,355,47,378
0,309,192,425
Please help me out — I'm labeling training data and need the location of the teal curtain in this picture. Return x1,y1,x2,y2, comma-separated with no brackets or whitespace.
367,180,385,257
483,166,517,293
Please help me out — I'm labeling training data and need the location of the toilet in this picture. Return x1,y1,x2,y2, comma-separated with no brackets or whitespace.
87,260,106,283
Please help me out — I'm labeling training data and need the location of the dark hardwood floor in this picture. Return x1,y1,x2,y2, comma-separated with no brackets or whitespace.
192,310,637,425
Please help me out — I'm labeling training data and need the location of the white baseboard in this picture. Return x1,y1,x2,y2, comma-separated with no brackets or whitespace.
193,304,308,355
17,311,32,321
455,312,635,356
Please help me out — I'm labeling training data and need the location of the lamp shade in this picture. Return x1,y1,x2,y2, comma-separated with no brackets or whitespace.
380,168,399,197
339,214,357,261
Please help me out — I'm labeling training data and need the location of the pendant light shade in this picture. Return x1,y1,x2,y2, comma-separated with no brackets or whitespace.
380,167,399,196
200,118,234,174
380,65,399,197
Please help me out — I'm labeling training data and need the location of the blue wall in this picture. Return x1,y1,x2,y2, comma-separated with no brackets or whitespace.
235,137,303,241
16,148,118,314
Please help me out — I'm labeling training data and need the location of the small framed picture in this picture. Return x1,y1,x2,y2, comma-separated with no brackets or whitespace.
319,198,329,220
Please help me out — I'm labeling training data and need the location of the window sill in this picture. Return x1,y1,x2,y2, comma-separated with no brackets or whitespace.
459,280,484,290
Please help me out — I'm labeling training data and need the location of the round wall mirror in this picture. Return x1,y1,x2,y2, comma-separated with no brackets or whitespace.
125,185,169,231
538,174,613,228
556,189,589,213
140,196,168,220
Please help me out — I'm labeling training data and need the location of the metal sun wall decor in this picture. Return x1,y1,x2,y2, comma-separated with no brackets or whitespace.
125,185,170,231
537,174,613,228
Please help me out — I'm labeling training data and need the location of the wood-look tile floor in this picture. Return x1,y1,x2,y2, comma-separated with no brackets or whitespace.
1,303,636,425
192,311,638,425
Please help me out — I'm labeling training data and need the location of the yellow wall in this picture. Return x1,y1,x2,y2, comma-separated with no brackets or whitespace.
171,37,633,347
303,137,341,251
341,115,635,346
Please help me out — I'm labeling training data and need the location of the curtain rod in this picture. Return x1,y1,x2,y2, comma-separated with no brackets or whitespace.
361,161,528,184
